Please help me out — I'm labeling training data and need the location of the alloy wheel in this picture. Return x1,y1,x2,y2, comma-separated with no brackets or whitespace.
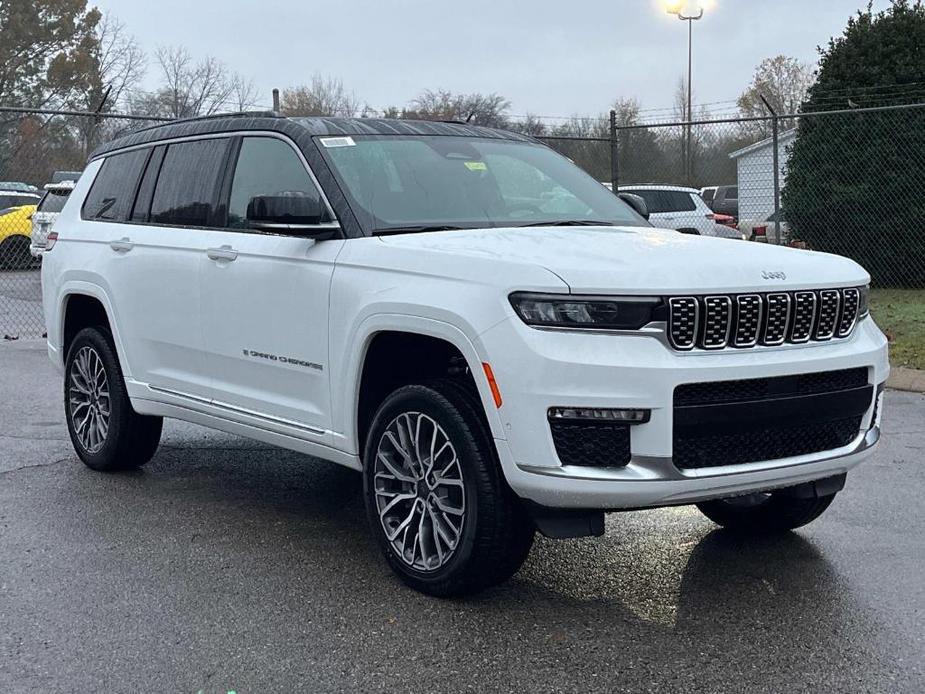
68,346,110,453
374,412,466,572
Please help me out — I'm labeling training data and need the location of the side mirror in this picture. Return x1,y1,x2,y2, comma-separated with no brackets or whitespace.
618,192,649,221
246,194,338,238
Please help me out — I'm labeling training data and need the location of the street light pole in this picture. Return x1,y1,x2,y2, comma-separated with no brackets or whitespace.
667,5,704,184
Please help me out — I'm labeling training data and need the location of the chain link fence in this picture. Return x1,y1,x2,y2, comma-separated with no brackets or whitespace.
613,103,925,288
1,103,923,339
0,107,168,339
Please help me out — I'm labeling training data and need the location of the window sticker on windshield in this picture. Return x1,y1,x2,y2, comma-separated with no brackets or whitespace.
464,161,487,171
320,136,356,148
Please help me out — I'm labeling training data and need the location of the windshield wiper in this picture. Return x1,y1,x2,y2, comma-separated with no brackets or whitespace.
515,220,618,228
373,225,469,236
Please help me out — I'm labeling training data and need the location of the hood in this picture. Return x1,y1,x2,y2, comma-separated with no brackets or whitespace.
378,226,869,294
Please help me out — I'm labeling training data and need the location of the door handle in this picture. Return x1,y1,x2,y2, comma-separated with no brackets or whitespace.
109,237,133,252
206,245,238,262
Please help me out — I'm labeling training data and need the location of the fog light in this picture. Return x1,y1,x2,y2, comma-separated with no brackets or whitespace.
548,407,651,424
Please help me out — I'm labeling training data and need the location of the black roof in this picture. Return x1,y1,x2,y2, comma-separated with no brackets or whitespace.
89,112,535,160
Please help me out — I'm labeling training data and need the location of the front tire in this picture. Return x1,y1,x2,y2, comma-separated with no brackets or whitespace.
696,491,836,534
64,327,163,471
363,380,534,597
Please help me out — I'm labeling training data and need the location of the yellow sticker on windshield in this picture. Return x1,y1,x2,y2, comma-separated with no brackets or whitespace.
464,161,487,171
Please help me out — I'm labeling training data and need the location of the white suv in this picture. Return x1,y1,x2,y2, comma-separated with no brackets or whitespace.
618,184,738,238
42,114,888,596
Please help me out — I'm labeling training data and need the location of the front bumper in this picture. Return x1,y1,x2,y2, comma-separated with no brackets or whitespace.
480,315,889,509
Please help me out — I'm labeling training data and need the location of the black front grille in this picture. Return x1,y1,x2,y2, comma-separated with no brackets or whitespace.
673,368,872,469
549,420,631,468
667,287,862,351
674,367,869,406
673,416,863,470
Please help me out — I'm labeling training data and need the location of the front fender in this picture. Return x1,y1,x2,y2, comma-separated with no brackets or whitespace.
330,312,506,456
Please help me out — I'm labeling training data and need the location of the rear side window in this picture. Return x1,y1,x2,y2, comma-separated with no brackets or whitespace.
82,149,149,221
0,194,39,208
38,190,70,214
665,191,696,212
227,137,326,229
623,189,696,214
150,138,230,227
724,186,739,199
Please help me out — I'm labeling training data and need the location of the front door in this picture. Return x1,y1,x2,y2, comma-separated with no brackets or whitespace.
199,135,343,437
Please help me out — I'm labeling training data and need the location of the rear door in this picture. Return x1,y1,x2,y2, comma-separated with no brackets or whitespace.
89,138,231,399
199,134,343,436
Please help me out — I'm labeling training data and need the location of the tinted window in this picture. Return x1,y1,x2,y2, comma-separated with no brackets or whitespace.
82,149,148,221
227,137,325,229
0,194,39,208
621,189,695,214
701,189,714,204
725,186,738,199
131,146,165,222
38,190,70,214
150,138,229,227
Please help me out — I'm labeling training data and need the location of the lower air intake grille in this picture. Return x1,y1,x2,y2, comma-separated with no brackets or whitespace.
673,416,862,470
549,420,631,468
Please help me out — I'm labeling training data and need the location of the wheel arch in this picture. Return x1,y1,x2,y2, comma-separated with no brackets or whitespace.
341,315,505,460
54,282,131,378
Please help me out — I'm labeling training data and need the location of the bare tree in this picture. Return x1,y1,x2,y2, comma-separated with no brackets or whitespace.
89,13,146,111
738,55,815,124
280,75,359,117
139,45,250,119
403,89,511,128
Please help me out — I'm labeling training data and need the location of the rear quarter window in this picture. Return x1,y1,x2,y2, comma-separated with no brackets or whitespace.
82,149,149,221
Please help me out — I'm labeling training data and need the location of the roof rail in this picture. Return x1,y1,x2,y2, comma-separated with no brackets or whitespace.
130,110,283,134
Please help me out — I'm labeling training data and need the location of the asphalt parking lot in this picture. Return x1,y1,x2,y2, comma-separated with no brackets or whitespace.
1,340,923,693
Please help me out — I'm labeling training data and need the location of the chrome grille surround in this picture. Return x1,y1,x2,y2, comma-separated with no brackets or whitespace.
668,297,699,351
790,292,817,343
762,293,791,346
814,289,841,341
838,288,860,338
701,296,732,349
666,288,863,351
733,295,762,347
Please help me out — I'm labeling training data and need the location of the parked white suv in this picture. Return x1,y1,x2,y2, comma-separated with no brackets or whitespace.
42,114,888,596
618,184,739,238
30,180,76,256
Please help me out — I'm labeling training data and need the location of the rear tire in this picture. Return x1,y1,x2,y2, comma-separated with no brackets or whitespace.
363,379,534,597
696,491,836,533
64,327,162,471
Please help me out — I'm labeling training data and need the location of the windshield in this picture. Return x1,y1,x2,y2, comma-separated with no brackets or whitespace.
317,135,647,234
38,189,70,214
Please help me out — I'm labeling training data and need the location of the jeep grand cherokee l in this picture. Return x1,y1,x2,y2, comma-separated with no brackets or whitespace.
41,114,888,597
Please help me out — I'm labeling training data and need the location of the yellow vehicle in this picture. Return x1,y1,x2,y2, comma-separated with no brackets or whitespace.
0,204,38,269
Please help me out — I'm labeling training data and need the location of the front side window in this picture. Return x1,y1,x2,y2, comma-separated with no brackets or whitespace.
316,134,646,234
149,138,229,227
227,137,327,229
82,149,149,221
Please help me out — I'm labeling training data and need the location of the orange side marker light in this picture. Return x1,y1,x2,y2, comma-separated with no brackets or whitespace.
482,362,502,408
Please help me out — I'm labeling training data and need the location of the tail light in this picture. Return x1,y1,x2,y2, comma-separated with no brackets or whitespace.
45,231,58,251
752,225,767,242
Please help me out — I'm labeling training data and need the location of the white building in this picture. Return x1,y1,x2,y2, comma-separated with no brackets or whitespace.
729,129,796,221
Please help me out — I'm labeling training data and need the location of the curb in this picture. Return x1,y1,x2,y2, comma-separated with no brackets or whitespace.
887,366,925,394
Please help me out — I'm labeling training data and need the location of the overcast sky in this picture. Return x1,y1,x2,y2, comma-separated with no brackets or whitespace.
95,0,893,119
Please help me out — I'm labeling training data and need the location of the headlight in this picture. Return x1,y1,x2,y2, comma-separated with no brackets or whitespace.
509,292,663,330
858,284,870,318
